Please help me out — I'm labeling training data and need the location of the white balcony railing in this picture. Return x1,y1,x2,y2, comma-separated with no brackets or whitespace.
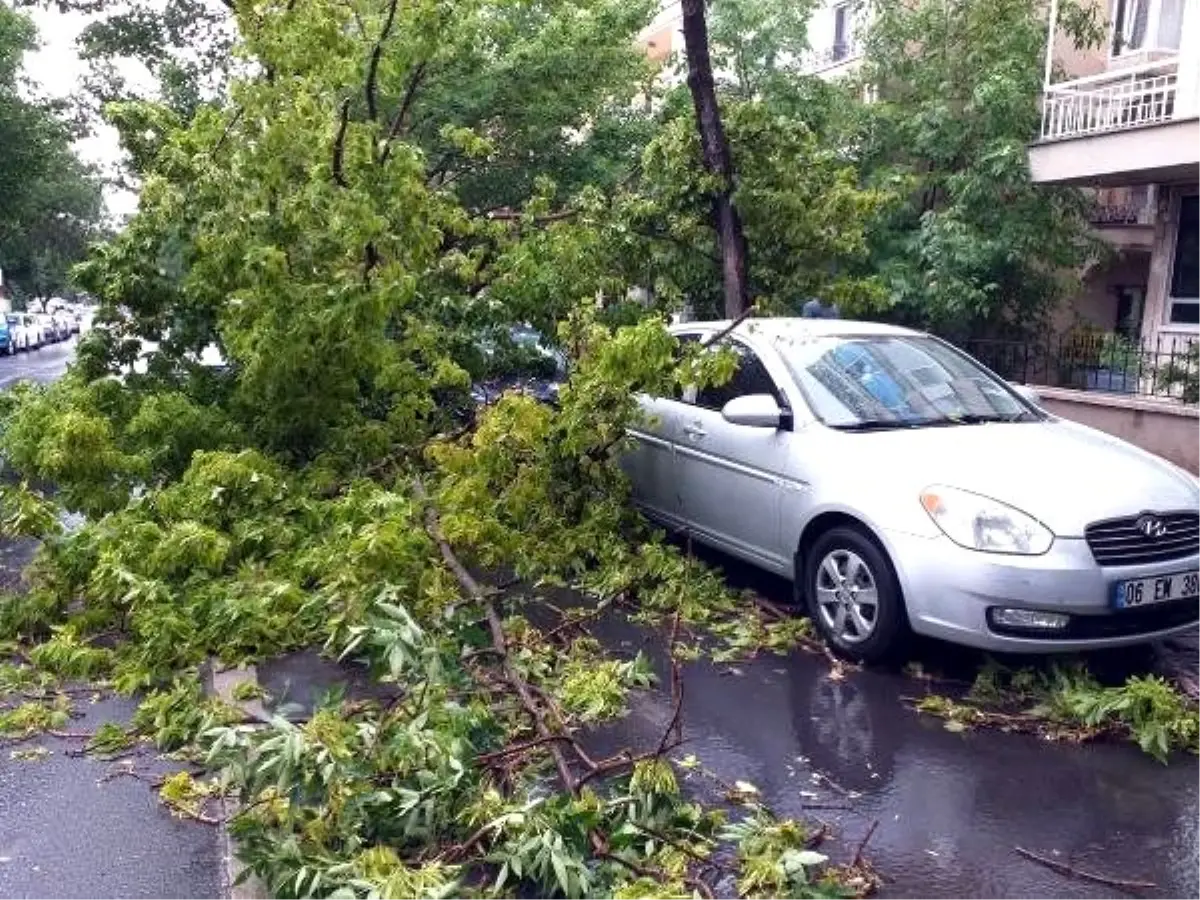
1040,58,1179,141
802,39,863,75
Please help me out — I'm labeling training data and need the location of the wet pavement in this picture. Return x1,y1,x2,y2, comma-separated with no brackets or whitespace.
0,695,222,900
0,340,222,900
0,339,78,391
589,605,1199,899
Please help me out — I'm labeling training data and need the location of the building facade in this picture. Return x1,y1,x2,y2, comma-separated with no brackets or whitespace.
1029,0,1199,350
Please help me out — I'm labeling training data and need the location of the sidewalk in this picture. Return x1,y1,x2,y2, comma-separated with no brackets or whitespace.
0,693,222,900
0,526,222,900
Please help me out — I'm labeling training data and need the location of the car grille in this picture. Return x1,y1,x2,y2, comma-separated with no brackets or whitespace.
1084,511,1199,567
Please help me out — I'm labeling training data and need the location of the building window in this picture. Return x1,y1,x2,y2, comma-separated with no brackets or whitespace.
832,3,849,61
1112,0,1149,54
1168,194,1199,325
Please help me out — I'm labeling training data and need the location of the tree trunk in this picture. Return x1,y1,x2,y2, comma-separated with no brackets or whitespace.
680,0,750,319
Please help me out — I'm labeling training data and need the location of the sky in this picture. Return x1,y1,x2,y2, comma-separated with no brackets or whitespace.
23,6,143,221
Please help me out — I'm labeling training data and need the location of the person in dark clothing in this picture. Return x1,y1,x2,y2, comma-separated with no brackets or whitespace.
801,297,840,319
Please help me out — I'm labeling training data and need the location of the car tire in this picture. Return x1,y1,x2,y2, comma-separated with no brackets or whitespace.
802,525,909,664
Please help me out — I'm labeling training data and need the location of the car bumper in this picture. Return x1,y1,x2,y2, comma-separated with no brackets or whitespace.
884,529,1199,652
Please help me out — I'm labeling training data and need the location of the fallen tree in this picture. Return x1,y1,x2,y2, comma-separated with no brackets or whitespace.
0,0,867,896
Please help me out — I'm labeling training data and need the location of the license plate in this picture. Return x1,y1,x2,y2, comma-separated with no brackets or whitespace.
1113,571,1200,609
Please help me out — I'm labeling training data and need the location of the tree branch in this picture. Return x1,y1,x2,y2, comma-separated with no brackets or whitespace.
1014,846,1156,891
485,208,578,225
380,61,428,165
413,480,579,797
852,819,879,868
332,98,350,187
657,610,684,755
364,0,400,122
210,106,243,157
700,303,756,346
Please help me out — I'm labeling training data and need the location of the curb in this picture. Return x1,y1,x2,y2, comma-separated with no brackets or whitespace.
207,662,270,900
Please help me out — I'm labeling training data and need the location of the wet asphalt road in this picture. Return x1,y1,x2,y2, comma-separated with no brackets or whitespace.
0,339,80,391
587,602,1199,899
0,342,222,900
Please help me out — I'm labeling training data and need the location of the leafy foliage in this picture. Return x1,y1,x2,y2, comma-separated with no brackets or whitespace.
0,2,857,891
0,4,105,299
916,660,1200,762
849,0,1105,338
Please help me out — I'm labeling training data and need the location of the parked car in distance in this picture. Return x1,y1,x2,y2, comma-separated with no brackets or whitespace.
623,318,1200,662
52,311,74,340
18,314,44,349
36,313,61,343
0,317,13,356
5,314,30,352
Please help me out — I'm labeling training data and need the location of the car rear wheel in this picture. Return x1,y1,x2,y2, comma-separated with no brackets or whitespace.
803,526,908,664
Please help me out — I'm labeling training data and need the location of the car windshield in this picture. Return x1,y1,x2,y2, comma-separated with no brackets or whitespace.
773,333,1039,429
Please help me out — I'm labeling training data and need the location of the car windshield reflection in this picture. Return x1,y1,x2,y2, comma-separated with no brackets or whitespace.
775,334,1039,429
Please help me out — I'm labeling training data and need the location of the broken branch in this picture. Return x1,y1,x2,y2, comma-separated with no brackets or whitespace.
657,610,684,755
414,479,578,796
701,304,756,347
852,819,878,868
1014,846,1156,892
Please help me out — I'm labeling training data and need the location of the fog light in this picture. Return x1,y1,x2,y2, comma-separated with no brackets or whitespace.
990,608,1070,630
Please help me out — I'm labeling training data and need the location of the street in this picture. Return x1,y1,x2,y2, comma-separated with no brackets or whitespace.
0,340,223,900
582,586,1200,899
0,340,78,391
1,340,1197,899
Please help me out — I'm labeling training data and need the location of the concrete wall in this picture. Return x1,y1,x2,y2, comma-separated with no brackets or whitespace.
1052,251,1153,335
1034,385,1200,472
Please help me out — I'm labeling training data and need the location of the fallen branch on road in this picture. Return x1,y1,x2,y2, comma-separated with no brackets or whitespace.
1014,845,1156,892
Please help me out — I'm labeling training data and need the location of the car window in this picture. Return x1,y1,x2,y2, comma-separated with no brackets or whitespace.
675,333,786,411
773,333,1039,428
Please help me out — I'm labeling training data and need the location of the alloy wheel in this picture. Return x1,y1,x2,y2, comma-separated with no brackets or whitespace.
813,549,878,644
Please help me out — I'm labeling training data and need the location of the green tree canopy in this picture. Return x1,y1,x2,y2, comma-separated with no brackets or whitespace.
851,0,1106,339
0,4,104,301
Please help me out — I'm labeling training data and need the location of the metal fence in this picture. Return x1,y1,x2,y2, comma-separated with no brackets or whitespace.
963,331,1199,404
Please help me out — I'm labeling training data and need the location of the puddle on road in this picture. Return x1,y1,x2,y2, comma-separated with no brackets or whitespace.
585,600,1199,900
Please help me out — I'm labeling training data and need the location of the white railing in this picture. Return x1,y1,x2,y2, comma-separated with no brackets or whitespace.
1040,59,1179,141
802,39,863,74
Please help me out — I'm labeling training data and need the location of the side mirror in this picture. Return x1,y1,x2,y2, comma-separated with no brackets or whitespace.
721,394,784,428
1011,383,1041,406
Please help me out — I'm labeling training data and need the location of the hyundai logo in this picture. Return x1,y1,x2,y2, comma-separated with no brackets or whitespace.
1135,514,1169,539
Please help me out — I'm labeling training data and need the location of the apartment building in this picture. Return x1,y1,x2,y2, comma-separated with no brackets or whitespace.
1029,0,1199,350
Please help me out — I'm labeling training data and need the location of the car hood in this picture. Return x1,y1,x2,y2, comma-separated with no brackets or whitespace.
832,419,1198,536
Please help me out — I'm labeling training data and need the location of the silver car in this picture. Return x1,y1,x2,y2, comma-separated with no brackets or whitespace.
624,318,1199,662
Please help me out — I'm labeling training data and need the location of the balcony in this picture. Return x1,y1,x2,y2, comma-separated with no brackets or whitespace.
1089,191,1154,226
802,38,862,75
1028,57,1198,187
1040,59,1178,141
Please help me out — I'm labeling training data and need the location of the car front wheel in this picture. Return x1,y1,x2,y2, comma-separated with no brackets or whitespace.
803,526,908,664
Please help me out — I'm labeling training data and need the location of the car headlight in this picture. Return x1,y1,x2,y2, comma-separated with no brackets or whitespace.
919,485,1054,555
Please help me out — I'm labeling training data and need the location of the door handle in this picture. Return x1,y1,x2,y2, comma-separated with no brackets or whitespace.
682,423,707,439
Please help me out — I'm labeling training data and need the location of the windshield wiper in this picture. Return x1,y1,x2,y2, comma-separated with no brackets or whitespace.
947,412,1035,424
830,419,962,432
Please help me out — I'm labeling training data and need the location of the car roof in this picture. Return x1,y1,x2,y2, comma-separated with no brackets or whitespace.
667,316,923,342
